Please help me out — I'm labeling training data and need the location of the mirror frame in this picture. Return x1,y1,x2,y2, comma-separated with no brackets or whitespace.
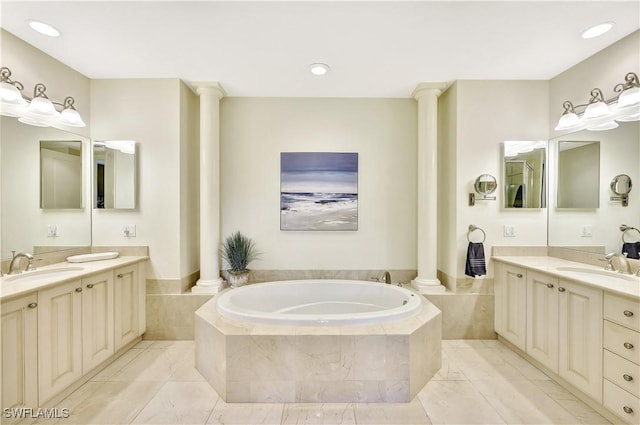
93,140,138,210
502,141,547,209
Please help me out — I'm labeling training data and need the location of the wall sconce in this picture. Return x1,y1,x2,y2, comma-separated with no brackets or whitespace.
0,66,86,127
555,72,640,132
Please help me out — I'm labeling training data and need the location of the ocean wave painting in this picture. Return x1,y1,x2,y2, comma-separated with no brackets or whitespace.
281,152,358,231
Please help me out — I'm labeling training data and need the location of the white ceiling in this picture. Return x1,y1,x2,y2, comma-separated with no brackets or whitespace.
1,1,639,97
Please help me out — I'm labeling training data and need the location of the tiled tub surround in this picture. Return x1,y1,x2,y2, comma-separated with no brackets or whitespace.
195,292,442,403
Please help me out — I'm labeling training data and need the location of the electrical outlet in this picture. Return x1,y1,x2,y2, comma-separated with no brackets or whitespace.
47,225,58,237
581,225,593,237
503,225,516,237
123,224,136,237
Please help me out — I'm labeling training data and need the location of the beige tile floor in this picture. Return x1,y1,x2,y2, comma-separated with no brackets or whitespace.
14,339,611,425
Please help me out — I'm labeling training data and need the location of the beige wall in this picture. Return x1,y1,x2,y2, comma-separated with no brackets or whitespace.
438,80,550,279
90,79,184,280
219,97,418,270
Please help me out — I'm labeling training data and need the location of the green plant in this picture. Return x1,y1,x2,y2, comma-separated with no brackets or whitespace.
220,231,259,274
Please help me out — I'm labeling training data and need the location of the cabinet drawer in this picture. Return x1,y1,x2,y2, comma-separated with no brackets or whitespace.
603,379,640,425
604,349,640,397
605,292,640,332
604,320,640,364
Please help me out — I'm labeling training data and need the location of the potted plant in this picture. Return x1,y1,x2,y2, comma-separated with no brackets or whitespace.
220,231,259,288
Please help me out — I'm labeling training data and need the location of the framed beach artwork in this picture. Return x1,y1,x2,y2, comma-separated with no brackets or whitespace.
280,152,358,231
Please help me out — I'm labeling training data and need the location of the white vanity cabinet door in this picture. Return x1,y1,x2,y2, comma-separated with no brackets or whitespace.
526,271,559,373
558,279,603,402
1,294,38,409
38,280,83,404
495,262,527,351
114,264,140,350
82,271,114,374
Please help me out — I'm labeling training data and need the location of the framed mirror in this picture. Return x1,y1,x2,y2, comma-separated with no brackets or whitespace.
93,141,137,209
556,141,600,209
502,141,546,208
40,140,83,209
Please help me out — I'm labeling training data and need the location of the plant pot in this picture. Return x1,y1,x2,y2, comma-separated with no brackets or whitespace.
226,270,249,288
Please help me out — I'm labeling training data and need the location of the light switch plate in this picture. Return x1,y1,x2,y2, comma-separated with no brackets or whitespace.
503,225,515,237
123,224,136,237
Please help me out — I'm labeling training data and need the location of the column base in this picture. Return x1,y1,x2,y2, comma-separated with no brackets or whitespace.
411,277,447,294
191,278,225,294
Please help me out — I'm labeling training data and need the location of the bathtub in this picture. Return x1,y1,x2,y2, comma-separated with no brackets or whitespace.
216,279,422,326
195,278,442,403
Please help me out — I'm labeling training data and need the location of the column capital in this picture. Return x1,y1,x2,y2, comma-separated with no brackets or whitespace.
412,83,448,100
192,82,226,99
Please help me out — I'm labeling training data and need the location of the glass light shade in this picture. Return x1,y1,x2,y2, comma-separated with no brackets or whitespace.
583,101,612,120
58,108,86,127
616,110,640,122
586,120,618,131
28,96,59,116
617,86,640,108
0,82,27,104
18,116,50,127
554,112,582,131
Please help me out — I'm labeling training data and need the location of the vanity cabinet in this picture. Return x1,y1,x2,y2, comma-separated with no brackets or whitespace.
526,271,559,373
114,264,140,350
82,271,115,374
1,293,38,409
603,292,640,424
37,279,83,404
494,263,527,351
558,279,603,402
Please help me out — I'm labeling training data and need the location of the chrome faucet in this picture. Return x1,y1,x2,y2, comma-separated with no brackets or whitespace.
370,271,392,284
604,252,632,275
8,252,35,275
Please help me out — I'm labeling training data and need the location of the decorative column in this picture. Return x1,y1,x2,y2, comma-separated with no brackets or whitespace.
412,83,447,294
192,83,225,294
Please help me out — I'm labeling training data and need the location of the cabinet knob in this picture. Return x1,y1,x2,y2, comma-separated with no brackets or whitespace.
558,287,566,292
117,274,124,278
623,406,633,415
623,374,633,382
547,283,554,289
516,274,523,278
86,283,94,289
75,287,82,293
623,310,634,317
623,342,634,350
27,302,37,309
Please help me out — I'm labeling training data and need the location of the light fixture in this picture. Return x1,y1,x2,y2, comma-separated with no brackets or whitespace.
581,22,613,39
554,72,640,132
0,66,86,127
309,63,330,76
28,20,60,37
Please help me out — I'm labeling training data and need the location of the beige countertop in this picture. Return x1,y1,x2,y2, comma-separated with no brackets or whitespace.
0,255,148,302
493,256,640,299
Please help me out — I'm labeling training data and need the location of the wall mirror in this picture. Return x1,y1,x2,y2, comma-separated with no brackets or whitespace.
556,141,600,209
474,174,497,197
93,141,137,209
548,120,640,254
1,117,91,259
502,141,546,208
40,140,83,209
610,174,632,196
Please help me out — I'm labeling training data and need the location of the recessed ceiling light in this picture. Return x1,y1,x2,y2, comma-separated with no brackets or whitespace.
309,63,330,76
28,20,61,37
581,22,613,39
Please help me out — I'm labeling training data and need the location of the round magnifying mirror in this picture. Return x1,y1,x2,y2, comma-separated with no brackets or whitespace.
610,174,632,196
474,174,497,196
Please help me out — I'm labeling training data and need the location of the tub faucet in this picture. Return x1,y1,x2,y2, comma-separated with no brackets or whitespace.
370,271,392,284
604,252,632,275
8,251,34,275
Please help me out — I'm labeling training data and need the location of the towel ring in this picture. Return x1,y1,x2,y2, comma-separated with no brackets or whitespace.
620,224,640,243
467,225,486,243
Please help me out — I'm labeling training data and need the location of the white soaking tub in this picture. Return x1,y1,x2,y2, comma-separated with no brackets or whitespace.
216,279,422,326
195,279,442,403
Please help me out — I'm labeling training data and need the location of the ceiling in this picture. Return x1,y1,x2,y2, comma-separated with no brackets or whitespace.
1,1,639,97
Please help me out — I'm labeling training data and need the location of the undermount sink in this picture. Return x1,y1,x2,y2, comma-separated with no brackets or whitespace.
556,266,638,283
3,267,85,283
